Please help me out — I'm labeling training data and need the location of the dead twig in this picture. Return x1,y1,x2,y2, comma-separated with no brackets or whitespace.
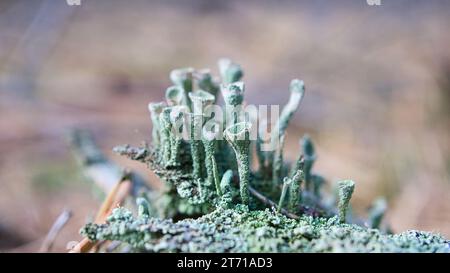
69,174,132,253
248,185,299,219
68,129,151,253
39,209,72,252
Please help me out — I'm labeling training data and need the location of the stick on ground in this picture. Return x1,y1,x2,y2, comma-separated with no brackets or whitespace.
39,209,72,252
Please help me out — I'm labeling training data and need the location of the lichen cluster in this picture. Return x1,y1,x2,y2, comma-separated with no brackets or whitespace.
81,59,450,253
82,205,449,253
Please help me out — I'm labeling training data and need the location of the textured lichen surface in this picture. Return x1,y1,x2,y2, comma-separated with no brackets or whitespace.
82,206,450,253
80,59,450,253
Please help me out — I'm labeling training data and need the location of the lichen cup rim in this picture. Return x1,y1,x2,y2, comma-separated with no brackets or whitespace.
224,121,252,140
220,81,245,95
220,81,245,105
170,67,194,82
188,89,215,103
165,86,183,105
148,101,165,113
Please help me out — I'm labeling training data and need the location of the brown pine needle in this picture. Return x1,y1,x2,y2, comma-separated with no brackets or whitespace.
69,173,132,253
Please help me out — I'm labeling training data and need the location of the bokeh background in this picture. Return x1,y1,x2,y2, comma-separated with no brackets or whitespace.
1,0,450,252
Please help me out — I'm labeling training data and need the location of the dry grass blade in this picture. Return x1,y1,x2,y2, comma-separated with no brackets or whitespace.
69,176,132,253
39,209,72,252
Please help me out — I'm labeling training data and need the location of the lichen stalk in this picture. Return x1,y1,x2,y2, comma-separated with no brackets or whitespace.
189,113,203,182
211,158,221,196
221,81,244,126
275,79,305,136
159,108,172,164
170,67,194,111
272,134,286,187
269,79,305,163
221,82,245,170
202,125,222,196
220,169,233,194
188,90,215,115
218,58,243,84
195,69,219,99
368,198,387,229
165,86,183,106
288,169,303,213
301,135,316,191
148,102,164,146
256,135,266,173
203,139,215,187
224,122,252,205
168,106,185,166
337,180,355,223
277,177,292,213
136,197,151,218
256,119,270,176
311,175,325,198
219,169,234,207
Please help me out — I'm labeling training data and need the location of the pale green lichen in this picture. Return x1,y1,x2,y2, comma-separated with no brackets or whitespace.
148,102,164,146
274,79,305,138
81,205,450,253
220,169,234,195
221,81,245,127
218,58,243,84
188,112,203,183
202,125,221,196
165,86,183,106
224,122,252,205
188,90,215,114
302,135,316,190
277,177,292,213
221,81,245,108
168,106,185,166
81,59,450,253
159,108,173,165
195,69,220,100
288,169,303,212
136,197,152,218
368,197,388,229
272,134,286,187
170,67,194,110
337,180,355,223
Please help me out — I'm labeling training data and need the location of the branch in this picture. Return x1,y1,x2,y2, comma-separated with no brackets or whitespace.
248,185,299,219
69,176,132,253
69,129,151,195
39,209,72,252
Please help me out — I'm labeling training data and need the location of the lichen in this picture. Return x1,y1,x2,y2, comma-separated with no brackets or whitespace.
80,58,450,253
81,205,450,253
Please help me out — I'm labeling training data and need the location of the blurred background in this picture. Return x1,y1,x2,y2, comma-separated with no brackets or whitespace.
1,0,449,252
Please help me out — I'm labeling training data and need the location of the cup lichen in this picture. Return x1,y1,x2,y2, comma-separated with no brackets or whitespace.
224,122,252,205
337,180,355,223
78,59,450,253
